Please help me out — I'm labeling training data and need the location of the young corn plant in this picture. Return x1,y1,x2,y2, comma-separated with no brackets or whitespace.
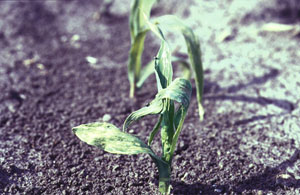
73,19,193,194
128,0,204,120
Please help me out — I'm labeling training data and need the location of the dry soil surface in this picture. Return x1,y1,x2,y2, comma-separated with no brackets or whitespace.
1,0,300,194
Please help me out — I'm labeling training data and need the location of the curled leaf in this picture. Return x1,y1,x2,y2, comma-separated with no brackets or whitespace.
123,95,165,131
123,78,192,131
158,78,192,108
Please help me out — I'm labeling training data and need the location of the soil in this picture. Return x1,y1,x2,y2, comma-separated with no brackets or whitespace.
1,0,300,194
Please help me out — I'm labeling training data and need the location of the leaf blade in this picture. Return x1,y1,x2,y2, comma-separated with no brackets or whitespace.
128,29,148,97
123,78,192,131
128,0,157,97
73,122,153,155
148,115,163,145
154,15,205,120
123,98,164,131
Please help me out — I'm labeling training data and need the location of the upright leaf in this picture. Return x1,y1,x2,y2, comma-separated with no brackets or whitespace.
128,0,157,97
144,13,173,91
128,29,149,97
129,0,156,41
158,78,192,163
154,42,173,91
154,15,205,121
148,115,163,145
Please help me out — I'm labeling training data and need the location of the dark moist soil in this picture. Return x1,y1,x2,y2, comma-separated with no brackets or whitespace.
1,0,300,195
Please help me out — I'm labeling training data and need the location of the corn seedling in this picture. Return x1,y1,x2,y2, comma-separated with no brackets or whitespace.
73,18,192,194
128,0,204,120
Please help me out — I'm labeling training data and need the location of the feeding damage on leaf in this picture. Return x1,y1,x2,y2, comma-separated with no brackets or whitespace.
72,0,204,194
73,122,153,155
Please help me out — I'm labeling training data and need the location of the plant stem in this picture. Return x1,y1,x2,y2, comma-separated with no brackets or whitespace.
129,82,135,98
150,154,171,195
158,162,171,195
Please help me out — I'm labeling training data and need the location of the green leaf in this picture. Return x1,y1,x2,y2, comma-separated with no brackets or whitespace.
158,78,191,163
73,121,171,193
128,0,157,97
143,12,173,91
123,94,165,131
169,106,188,159
128,29,149,97
154,41,173,90
73,122,154,155
158,78,192,107
129,0,156,41
154,15,205,121
123,78,192,131
148,115,163,145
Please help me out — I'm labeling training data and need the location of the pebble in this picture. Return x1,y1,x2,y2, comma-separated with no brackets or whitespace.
86,56,98,64
102,114,111,122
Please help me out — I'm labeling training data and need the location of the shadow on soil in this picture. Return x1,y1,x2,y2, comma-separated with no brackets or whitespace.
204,68,294,112
204,68,279,94
173,150,300,194
233,149,300,192
12,1,58,43
241,0,300,25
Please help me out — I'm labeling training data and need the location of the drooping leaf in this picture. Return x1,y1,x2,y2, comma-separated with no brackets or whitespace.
157,78,192,108
73,122,171,191
73,122,154,155
123,98,165,131
73,121,171,194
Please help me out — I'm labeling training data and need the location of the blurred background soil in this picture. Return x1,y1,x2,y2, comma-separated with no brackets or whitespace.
0,0,300,194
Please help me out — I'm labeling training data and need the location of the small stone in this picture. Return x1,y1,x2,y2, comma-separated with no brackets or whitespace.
86,56,98,64
92,12,101,20
102,114,111,122
214,188,222,193
23,58,36,67
37,63,45,70
128,129,134,133
219,161,224,169
71,34,80,42
181,172,188,181
60,36,68,42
